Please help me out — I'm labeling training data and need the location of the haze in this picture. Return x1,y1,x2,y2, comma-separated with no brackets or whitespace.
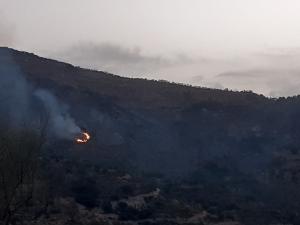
1,0,300,96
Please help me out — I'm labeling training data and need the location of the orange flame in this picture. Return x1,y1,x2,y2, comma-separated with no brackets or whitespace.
76,132,91,144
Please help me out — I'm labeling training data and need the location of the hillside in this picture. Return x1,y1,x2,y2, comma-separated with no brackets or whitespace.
1,47,300,225
6,48,270,109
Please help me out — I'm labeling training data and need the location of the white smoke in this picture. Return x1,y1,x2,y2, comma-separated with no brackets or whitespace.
0,48,81,140
34,89,81,139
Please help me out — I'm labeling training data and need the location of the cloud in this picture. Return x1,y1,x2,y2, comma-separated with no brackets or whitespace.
217,69,300,80
218,70,264,79
208,49,300,96
268,79,300,97
55,42,191,76
0,13,15,47
50,42,300,97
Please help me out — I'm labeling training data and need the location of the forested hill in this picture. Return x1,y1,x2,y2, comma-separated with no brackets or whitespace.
2,47,300,224
1,47,270,110
2,46,300,174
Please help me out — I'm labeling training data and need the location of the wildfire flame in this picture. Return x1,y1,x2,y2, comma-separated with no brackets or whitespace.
76,132,91,144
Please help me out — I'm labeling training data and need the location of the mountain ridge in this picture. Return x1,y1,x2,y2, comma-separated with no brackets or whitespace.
0,47,272,111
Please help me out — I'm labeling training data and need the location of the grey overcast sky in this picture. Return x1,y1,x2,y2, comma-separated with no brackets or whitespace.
1,0,300,96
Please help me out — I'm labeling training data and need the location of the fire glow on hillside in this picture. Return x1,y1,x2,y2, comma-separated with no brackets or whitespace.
76,132,91,144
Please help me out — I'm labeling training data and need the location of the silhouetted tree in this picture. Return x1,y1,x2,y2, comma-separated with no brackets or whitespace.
0,127,45,225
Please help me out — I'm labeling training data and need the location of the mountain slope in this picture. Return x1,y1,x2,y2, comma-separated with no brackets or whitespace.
4,47,269,109
1,47,300,174
2,47,300,224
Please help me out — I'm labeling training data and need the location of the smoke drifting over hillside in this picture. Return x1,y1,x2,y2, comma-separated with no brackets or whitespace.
0,48,80,139
0,49,30,126
34,89,81,139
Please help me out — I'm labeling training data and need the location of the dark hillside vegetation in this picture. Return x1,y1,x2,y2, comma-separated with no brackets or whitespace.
1,47,300,225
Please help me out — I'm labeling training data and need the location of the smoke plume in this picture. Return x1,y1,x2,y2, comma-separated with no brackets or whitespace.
0,48,80,140
34,89,81,139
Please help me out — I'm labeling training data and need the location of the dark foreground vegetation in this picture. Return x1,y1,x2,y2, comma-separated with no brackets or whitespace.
1,128,300,225
1,47,300,225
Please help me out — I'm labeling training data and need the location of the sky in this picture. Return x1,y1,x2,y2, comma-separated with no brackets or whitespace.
1,0,300,96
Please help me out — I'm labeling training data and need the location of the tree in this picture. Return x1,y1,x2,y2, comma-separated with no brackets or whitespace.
0,127,45,225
